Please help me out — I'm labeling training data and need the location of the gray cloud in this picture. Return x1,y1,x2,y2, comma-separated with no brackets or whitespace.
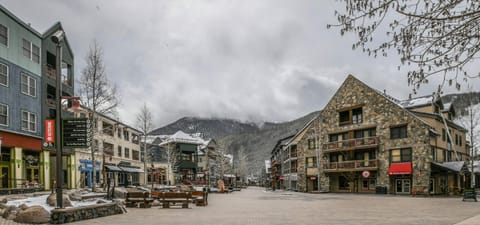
3,0,478,128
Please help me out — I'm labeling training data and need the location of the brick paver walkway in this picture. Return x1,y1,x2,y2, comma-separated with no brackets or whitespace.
1,187,479,225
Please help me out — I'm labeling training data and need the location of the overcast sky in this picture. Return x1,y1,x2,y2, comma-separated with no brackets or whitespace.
2,1,477,128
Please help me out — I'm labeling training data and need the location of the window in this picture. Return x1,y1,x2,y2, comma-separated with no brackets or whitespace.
352,108,363,124
431,147,436,161
32,44,40,63
0,104,7,126
22,39,31,58
390,148,412,163
459,136,462,146
390,125,407,139
0,63,8,86
447,151,452,162
22,39,40,63
307,157,317,168
123,130,129,141
442,128,446,142
21,111,36,132
132,150,139,160
443,150,447,162
455,134,459,146
0,24,7,46
117,146,122,157
339,107,363,126
102,122,114,136
21,73,36,97
307,138,316,149
124,148,130,158
103,142,114,155
339,111,350,125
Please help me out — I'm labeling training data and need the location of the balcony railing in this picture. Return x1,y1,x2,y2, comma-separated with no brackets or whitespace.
323,159,378,172
46,66,56,79
323,136,379,152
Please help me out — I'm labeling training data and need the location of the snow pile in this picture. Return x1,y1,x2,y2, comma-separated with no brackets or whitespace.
6,194,102,211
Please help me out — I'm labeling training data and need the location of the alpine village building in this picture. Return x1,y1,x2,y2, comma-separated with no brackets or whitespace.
0,4,74,191
271,75,469,195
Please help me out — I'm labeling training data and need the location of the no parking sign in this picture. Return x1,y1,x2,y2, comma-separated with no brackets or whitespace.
362,170,370,178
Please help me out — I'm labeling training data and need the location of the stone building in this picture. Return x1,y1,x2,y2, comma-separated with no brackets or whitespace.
317,75,468,194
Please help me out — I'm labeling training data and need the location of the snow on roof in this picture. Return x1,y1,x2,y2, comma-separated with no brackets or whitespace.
442,102,452,112
159,131,205,145
399,95,434,108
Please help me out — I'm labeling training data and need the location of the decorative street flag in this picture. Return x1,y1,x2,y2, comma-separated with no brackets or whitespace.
45,120,55,143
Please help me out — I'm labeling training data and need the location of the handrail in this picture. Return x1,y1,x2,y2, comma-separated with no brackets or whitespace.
323,136,378,151
323,159,378,170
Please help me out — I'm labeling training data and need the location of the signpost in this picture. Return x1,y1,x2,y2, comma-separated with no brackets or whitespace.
62,118,91,148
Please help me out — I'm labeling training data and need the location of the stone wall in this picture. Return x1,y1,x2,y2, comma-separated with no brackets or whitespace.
318,75,432,192
50,202,125,224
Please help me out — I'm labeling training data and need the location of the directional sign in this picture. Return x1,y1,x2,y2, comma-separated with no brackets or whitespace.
62,118,91,148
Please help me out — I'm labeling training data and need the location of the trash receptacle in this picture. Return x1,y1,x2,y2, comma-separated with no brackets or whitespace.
375,186,386,194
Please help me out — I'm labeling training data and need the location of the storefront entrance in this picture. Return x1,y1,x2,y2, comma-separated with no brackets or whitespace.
396,178,411,194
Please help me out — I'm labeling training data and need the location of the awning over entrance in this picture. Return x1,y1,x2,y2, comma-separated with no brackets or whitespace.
388,162,412,175
105,165,122,172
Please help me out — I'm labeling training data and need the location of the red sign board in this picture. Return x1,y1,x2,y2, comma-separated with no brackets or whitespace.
310,176,317,180
279,176,285,180
45,120,55,143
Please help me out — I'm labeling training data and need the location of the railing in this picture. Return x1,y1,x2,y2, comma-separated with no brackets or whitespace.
323,159,378,171
46,66,56,79
46,98,56,106
290,152,297,158
323,136,379,152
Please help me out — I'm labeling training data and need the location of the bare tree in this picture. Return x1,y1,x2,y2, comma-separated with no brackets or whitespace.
79,41,119,192
164,142,179,185
329,0,480,93
455,91,480,187
136,103,153,186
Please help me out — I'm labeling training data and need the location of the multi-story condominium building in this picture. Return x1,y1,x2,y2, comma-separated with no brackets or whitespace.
0,5,74,190
317,75,468,195
197,139,218,186
40,22,75,191
271,75,469,195
159,131,203,184
73,107,143,188
270,135,293,190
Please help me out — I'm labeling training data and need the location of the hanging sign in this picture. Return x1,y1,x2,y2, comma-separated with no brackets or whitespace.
362,170,371,178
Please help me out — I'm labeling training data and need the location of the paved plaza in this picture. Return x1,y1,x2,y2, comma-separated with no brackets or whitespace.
2,187,480,225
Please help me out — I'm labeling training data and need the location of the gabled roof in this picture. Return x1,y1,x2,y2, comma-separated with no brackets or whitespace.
271,134,295,154
323,75,434,130
285,113,320,146
42,22,74,60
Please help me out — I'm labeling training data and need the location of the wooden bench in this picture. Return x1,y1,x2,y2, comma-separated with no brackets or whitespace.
155,192,192,208
126,192,154,208
191,191,208,206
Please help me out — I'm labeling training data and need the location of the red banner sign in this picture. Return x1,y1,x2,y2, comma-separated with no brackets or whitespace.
310,176,317,180
45,120,55,143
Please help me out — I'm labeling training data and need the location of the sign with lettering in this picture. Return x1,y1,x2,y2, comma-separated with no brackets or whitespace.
45,120,55,143
62,118,91,148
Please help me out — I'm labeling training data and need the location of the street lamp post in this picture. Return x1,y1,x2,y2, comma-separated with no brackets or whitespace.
52,30,65,208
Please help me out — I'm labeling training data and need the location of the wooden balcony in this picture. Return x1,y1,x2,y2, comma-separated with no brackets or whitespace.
46,66,56,79
322,136,379,153
323,159,378,172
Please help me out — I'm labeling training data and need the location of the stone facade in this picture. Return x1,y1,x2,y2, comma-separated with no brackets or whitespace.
318,75,433,193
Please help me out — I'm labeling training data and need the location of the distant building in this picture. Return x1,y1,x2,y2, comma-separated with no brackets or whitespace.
73,106,143,188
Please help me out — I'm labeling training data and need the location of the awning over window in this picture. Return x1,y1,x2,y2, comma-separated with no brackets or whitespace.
119,166,144,173
388,162,412,175
105,165,122,172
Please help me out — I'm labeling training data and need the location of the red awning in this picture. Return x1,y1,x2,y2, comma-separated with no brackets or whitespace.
388,162,412,175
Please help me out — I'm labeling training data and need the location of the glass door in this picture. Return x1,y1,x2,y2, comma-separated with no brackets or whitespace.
396,179,411,194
